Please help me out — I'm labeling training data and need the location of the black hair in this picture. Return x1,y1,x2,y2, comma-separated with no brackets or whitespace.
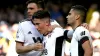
71,5,87,22
32,10,50,19
26,0,45,9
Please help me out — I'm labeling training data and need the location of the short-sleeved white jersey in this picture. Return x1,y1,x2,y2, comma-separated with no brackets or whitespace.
16,20,43,56
41,27,70,56
70,26,92,56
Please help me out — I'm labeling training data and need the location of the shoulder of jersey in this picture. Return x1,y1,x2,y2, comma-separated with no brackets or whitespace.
54,27,64,33
50,19,55,22
75,26,89,36
19,19,30,23
75,26,86,32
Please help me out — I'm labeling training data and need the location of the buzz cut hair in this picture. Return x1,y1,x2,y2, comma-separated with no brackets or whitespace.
32,10,50,19
71,5,87,22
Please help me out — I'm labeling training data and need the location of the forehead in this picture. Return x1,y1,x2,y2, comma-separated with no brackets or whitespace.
69,9,75,14
33,18,42,23
27,3,38,8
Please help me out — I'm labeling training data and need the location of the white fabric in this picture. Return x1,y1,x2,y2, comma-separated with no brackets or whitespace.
42,27,67,56
16,20,60,56
16,21,42,56
70,26,92,56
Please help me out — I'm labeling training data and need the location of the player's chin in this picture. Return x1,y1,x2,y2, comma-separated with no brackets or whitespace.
67,21,71,25
41,32,44,34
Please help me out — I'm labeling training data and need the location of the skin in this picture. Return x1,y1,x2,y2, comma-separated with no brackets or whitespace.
27,3,39,19
33,18,50,35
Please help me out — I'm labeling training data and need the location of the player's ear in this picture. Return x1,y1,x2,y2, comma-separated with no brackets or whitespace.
44,19,50,26
45,22,50,26
75,14,80,20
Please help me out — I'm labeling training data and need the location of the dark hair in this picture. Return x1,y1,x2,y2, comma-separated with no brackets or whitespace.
32,10,50,19
26,0,45,9
71,5,87,22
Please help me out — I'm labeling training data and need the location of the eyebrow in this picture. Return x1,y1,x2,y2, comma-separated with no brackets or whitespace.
68,13,71,15
28,7,34,9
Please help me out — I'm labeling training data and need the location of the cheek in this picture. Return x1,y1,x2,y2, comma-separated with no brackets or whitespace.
33,8,38,12
32,10,35,14
31,9,36,13
70,18,74,22
39,24,45,29
68,16,72,21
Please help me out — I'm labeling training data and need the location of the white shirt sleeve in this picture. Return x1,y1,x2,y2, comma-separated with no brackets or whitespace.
50,19,61,26
16,23,25,42
75,27,91,41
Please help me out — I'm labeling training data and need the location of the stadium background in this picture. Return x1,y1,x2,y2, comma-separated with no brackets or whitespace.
0,0,100,56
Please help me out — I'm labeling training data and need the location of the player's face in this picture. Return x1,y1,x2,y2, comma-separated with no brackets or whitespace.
66,9,76,25
27,3,39,19
33,18,48,34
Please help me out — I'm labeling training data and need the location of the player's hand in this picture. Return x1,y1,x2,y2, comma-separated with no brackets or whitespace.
81,23,89,30
33,41,43,51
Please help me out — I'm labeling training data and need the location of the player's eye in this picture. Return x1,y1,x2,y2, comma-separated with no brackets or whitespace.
34,23,40,25
28,8,34,10
68,13,71,15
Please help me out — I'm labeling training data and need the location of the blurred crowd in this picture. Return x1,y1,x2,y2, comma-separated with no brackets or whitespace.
0,1,100,56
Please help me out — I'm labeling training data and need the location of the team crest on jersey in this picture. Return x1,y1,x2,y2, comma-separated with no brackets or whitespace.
48,33,51,38
41,49,48,56
28,31,32,34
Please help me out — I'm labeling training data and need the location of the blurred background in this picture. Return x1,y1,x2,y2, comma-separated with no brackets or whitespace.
0,0,100,56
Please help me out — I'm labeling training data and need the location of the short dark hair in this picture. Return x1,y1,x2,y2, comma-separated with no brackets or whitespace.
32,10,50,19
26,0,45,9
71,5,87,22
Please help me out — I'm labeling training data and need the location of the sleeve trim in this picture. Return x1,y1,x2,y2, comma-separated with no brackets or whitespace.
79,36,89,44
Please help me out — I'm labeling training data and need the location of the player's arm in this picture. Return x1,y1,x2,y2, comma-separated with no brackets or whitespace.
16,23,43,54
16,41,43,54
78,29,93,56
64,52,70,56
81,36,93,56
64,42,70,56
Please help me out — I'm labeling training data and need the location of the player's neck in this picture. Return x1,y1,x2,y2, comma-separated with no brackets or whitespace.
72,21,81,30
44,25,53,36
28,16,32,19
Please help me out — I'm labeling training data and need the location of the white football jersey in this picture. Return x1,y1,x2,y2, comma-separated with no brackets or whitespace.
41,27,70,56
70,26,92,56
50,19,60,26
16,20,43,56
16,19,61,56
